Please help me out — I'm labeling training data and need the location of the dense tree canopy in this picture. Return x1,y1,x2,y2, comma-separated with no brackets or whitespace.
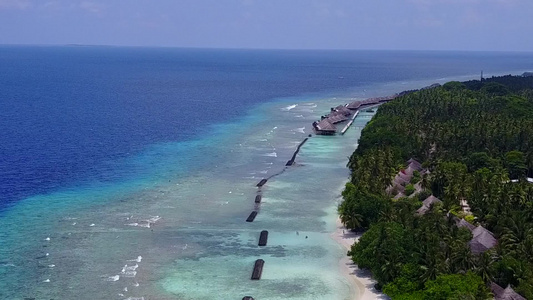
339,75,533,299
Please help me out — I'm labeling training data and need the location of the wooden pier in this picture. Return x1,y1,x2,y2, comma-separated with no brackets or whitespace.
246,211,258,222
258,230,269,246
251,259,265,280
340,110,359,135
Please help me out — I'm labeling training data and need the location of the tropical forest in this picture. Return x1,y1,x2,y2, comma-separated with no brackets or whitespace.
338,75,533,299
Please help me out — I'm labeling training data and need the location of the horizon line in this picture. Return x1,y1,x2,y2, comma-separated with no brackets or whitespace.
1,43,533,54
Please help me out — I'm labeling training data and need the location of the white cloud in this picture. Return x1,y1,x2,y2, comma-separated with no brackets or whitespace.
0,0,32,10
79,1,104,14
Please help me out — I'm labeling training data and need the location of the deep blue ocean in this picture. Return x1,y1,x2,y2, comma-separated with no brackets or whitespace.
2,46,533,300
2,46,532,211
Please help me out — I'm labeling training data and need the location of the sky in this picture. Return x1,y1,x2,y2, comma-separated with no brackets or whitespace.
1,0,532,51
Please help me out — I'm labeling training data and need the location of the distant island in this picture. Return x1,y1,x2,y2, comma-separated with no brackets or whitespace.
339,75,533,299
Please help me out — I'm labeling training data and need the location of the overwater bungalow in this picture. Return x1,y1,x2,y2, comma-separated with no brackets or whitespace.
346,101,362,110
379,95,397,102
326,112,349,124
334,105,352,116
313,119,337,135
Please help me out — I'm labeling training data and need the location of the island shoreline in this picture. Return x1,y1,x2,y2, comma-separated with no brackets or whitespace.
331,217,388,300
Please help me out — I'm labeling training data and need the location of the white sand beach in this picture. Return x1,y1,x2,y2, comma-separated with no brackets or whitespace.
332,218,390,300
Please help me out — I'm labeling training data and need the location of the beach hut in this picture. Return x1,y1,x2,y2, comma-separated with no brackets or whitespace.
456,218,476,232
407,158,422,167
417,195,442,215
393,192,406,200
392,183,406,194
393,174,409,186
402,166,416,176
422,195,441,207
313,119,337,135
398,171,413,182
491,282,526,300
469,225,497,254
421,169,431,176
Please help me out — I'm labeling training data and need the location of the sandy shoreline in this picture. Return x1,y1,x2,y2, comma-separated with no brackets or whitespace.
331,218,389,300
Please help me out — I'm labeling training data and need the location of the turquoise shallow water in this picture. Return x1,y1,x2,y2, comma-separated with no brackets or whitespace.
0,75,520,300
1,90,370,299
2,47,533,300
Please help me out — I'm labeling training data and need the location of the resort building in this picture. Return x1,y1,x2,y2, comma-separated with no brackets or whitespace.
416,195,443,215
326,112,349,124
456,218,476,231
312,119,336,135
468,225,498,254
346,101,361,110
491,282,527,300
334,105,352,116
386,158,428,198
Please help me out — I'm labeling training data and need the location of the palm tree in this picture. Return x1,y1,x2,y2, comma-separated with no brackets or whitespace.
474,250,496,282
499,211,533,254
341,212,363,230
450,240,476,273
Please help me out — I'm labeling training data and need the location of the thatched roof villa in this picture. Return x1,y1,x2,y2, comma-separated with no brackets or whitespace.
313,119,337,135
407,158,423,171
416,195,442,215
456,218,476,231
326,112,349,124
334,105,352,116
491,282,526,300
468,225,497,254
346,101,362,110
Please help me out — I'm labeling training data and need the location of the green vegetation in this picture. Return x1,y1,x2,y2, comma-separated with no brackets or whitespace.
404,184,415,196
384,272,491,300
339,75,533,299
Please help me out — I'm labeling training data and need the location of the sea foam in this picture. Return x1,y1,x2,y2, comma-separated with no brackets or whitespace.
282,104,297,111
